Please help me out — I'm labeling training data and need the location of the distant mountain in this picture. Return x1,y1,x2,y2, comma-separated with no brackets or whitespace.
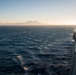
25,20,42,25
0,20,47,25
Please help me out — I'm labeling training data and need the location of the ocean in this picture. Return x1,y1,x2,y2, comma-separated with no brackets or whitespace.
0,25,75,75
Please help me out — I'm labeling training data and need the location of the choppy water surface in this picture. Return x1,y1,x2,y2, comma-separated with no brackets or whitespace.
0,26,75,75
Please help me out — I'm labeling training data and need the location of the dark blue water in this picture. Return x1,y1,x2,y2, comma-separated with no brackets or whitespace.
0,26,75,75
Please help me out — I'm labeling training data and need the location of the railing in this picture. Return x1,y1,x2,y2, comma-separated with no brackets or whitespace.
70,32,76,75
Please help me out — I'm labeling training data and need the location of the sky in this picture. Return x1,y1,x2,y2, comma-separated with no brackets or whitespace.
0,0,76,25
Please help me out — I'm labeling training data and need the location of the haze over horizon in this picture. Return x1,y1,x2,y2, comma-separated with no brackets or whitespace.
0,0,76,25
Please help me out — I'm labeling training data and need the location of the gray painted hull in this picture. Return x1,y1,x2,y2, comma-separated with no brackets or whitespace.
70,42,76,75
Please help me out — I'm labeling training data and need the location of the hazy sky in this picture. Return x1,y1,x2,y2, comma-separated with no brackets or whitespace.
0,0,76,25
